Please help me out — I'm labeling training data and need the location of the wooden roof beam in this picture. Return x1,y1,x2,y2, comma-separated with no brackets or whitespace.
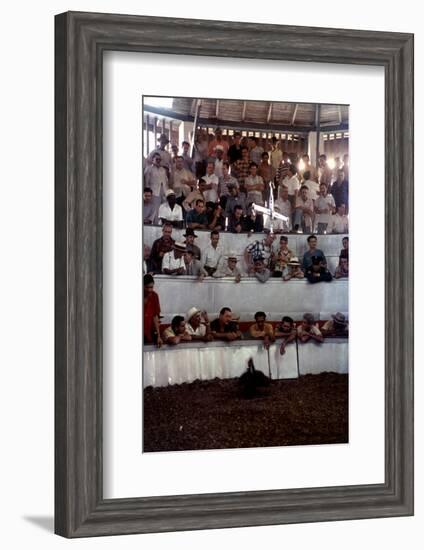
291,103,299,126
242,101,247,122
267,102,273,123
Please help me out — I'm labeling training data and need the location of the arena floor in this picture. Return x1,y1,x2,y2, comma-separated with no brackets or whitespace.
143,373,349,452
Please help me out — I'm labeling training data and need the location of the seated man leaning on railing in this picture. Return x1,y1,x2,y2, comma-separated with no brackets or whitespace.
210,307,242,342
162,315,192,346
249,311,275,349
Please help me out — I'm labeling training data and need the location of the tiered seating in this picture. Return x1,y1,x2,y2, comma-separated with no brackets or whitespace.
144,226,348,275
143,339,348,388
144,226,348,386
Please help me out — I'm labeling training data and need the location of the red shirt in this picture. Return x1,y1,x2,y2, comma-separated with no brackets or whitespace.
144,291,160,343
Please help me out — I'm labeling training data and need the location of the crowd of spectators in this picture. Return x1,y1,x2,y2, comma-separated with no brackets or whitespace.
143,129,349,235
144,225,349,284
143,275,349,348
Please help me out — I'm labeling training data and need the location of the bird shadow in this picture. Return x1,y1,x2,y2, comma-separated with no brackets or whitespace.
23,516,54,533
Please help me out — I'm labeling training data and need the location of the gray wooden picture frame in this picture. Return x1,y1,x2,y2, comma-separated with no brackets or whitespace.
55,11,414,538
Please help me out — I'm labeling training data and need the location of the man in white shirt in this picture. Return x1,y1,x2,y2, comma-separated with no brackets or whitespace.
158,190,184,228
329,204,349,234
213,146,225,178
275,185,292,231
314,183,336,234
202,230,224,276
302,170,320,201
203,161,219,203
161,242,187,275
144,152,168,216
280,164,300,207
170,156,196,201
213,253,242,282
293,185,314,233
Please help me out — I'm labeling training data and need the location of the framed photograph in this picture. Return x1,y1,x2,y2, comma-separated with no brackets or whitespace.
55,11,414,537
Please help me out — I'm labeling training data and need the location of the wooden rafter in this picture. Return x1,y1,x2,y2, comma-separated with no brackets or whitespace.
291,103,299,126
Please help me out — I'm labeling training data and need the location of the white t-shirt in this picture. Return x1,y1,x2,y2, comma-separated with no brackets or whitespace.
284,175,300,196
315,194,336,225
158,202,183,223
161,252,185,273
203,173,219,203
186,323,206,337
329,214,349,234
303,179,320,201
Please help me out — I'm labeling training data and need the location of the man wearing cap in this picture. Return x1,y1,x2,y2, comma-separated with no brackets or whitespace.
158,189,184,228
202,230,224,276
186,198,208,230
144,152,169,217
183,228,201,260
148,133,173,173
297,313,324,343
213,253,242,282
208,127,229,160
149,222,175,273
210,307,242,341
322,313,349,337
161,242,187,275
185,308,213,342
184,249,207,279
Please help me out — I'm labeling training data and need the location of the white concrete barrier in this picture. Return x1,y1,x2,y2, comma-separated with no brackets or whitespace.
153,276,348,322
297,338,348,375
143,338,348,387
143,340,298,388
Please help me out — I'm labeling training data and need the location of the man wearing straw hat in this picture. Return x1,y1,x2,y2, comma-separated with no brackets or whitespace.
161,242,187,275
185,307,213,342
282,256,304,281
322,313,349,337
213,253,242,282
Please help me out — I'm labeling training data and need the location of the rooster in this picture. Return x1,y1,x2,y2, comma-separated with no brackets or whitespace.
239,358,270,398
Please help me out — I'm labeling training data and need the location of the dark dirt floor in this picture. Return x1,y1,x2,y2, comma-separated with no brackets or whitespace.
143,373,348,452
